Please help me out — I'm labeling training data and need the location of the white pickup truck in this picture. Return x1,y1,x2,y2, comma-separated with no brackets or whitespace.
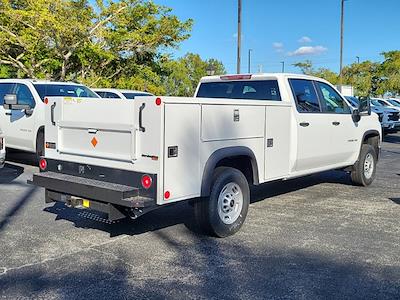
0,79,99,157
30,74,381,237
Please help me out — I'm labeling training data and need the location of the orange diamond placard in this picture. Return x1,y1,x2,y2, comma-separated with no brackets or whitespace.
91,137,98,148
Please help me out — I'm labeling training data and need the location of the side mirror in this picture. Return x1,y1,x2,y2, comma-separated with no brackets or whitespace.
3,94,17,109
358,97,371,115
352,108,361,123
3,94,32,112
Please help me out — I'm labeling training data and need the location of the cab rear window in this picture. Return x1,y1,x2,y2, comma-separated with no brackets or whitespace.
196,80,281,101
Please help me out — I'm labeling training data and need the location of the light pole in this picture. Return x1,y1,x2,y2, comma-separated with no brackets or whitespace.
356,56,360,64
248,49,252,73
339,0,346,84
237,0,242,74
280,61,285,73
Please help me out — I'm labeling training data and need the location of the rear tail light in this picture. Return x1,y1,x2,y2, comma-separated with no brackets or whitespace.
141,175,152,189
39,158,47,171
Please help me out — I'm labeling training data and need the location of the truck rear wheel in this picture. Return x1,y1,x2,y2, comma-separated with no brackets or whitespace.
194,167,250,237
350,144,377,186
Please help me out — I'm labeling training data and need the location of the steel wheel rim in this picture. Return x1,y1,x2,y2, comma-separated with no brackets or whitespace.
364,153,374,179
217,182,243,225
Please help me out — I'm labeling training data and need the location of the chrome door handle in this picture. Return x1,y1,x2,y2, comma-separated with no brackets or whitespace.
299,122,310,127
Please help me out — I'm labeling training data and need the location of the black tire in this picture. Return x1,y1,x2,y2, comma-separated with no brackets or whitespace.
350,144,377,186
36,130,44,159
194,167,250,237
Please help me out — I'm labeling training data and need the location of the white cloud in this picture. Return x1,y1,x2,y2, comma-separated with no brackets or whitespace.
298,36,312,43
272,42,284,53
288,45,328,56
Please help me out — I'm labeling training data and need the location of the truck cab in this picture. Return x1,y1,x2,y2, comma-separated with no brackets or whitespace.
0,79,99,156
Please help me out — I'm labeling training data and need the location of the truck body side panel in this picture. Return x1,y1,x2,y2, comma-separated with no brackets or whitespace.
264,106,292,180
163,103,201,203
201,105,265,141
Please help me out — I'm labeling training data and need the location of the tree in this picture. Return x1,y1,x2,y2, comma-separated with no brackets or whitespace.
0,0,193,82
379,51,400,96
161,53,226,96
293,60,339,84
342,61,382,97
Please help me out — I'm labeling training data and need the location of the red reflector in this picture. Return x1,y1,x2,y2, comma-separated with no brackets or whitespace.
44,98,49,104
220,74,252,80
39,158,47,171
164,191,170,200
155,98,162,106
141,175,152,189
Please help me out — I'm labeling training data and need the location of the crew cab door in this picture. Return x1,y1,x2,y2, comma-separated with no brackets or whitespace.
0,83,37,151
289,79,333,171
315,81,359,165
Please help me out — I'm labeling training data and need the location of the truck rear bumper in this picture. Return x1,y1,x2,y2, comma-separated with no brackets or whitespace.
29,171,157,221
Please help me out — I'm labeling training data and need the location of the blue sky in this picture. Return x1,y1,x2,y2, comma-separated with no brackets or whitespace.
155,0,400,74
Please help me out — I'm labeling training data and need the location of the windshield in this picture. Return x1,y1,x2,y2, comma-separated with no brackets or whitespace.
196,80,281,101
344,96,359,107
371,100,384,107
388,99,400,107
34,84,99,101
122,92,153,99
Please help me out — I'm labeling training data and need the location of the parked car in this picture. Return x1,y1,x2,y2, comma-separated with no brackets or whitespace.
29,73,381,237
345,96,400,133
371,98,400,112
387,98,400,108
0,79,99,157
369,98,400,133
0,127,5,168
93,88,153,100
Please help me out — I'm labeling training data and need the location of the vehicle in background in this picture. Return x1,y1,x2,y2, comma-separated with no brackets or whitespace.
387,98,400,109
0,79,99,157
368,98,400,133
93,88,153,100
371,98,400,112
0,128,5,168
31,73,381,237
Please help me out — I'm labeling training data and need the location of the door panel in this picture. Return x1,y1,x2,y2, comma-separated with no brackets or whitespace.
315,81,358,165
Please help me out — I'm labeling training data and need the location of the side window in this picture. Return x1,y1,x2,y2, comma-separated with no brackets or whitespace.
316,82,351,114
104,92,120,99
15,84,35,108
289,79,321,113
95,91,106,98
0,83,16,105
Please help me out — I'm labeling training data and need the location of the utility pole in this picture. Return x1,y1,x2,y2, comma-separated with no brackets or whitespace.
339,0,345,84
237,0,242,74
248,49,252,73
281,61,285,73
356,56,360,64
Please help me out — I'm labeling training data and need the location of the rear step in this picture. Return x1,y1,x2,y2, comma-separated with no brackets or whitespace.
30,171,154,208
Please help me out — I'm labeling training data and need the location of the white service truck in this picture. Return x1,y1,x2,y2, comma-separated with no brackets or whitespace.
0,79,99,157
29,74,381,237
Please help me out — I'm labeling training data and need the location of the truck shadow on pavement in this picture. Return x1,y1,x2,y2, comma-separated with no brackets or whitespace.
0,164,24,184
43,169,352,238
0,229,399,299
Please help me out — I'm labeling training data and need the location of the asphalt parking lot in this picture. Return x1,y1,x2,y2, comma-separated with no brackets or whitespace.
0,134,399,299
